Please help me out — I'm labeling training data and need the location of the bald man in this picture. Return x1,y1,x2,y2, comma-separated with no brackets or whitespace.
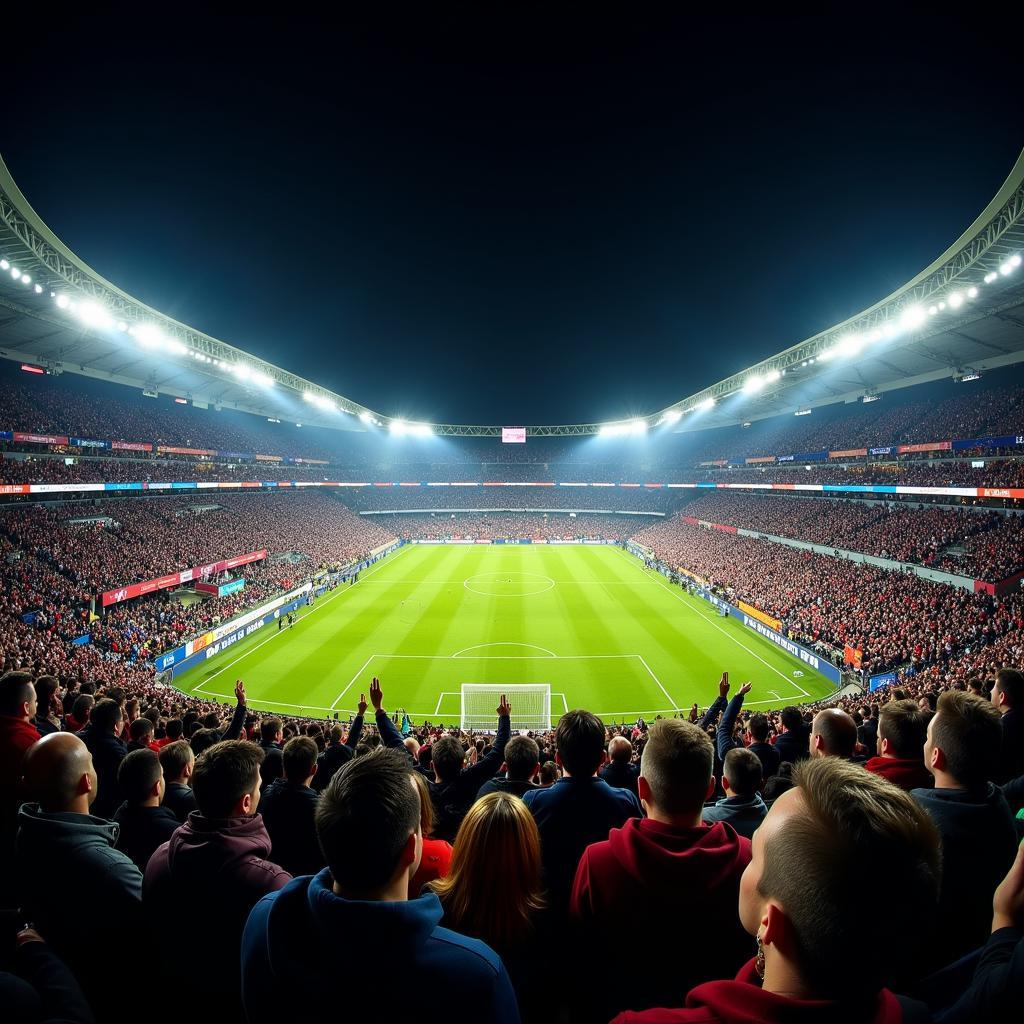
810,708,864,763
600,736,640,797
16,733,143,1019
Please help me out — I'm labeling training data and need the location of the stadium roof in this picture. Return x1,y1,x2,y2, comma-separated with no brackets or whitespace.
1,147,1023,436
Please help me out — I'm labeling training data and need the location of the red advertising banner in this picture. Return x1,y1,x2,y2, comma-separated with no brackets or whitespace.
101,549,267,606
745,456,776,464
829,448,868,458
156,446,217,456
979,488,1024,500
111,441,153,452
843,645,864,669
13,432,69,445
0,484,30,494
897,442,952,454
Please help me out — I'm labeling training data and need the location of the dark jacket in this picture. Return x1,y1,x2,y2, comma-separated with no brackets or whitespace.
701,793,768,839
477,776,538,800
258,741,284,787
241,870,520,1024
936,927,1023,1023
112,801,180,871
522,775,641,917
912,784,1018,966
32,714,61,738
0,938,96,1024
995,708,1024,785
772,724,809,765
258,778,324,876
144,813,292,1016
16,804,143,1019
311,714,364,793
80,728,128,820
600,760,640,797
571,817,751,1022
160,781,197,822
428,715,511,842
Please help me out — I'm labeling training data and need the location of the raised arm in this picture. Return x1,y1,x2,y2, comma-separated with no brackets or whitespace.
461,695,512,785
698,672,730,731
219,679,248,740
344,693,368,751
369,678,407,751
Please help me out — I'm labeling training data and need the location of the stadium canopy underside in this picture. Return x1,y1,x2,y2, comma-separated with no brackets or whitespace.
1,148,1023,436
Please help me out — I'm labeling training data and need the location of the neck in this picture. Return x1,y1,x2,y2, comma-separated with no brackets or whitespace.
932,770,969,790
139,796,160,809
333,877,409,903
61,797,92,816
761,950,816,1003
648,806,703,829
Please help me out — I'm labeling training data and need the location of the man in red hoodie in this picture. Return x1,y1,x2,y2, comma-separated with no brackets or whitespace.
865,700,932,792
0,671,41,881
570,718,752,1022
612,758,940,1024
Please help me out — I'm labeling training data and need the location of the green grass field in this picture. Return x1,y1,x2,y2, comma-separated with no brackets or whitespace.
177,544,835,724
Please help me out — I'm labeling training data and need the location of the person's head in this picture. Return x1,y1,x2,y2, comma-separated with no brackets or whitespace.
877,700,930,760
71,693,94,725
91,698,123,737
740,757,940,999
0,670,36,722
747,713,770,743
32,674,58,715
607,736,632,764
918,692,938,713
328,724,344,746
410,769,435,838
317,747,421,900
159,740,195,784
780,706,803,733
925,690,1003,789
722,747,762,798
191,741,265,818
810,708,857,759
503,735,541,783
555,710,606,777
430,736,466,783
403,736,421,760
539,761,559,786
260,718,284,745
129,718,155,745
22,733,97,814
125,698,140,722
992,668,1023,716
639,719,714,823
430,792,544,949
118,748,164,807
189,728,223,757
165,718,184,742
282,735,318,785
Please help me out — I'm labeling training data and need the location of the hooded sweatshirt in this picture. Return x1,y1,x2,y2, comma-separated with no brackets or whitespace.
144,813,291,1015
570,817,751,1021
865,756,933,793
241,869,520,1024
612,958,914,1023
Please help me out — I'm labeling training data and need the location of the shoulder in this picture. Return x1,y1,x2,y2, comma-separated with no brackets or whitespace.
429,925,505,977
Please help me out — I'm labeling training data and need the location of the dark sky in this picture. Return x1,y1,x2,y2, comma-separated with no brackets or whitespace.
1,13,1020,425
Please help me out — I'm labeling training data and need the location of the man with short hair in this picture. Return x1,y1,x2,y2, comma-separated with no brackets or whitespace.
864,699,932,791
81,697,128,819
145,741,291,1015
600,736,640,796
772,705,809,764
478,734,541,799
258,717,285,786
158,740,197,821
571,719,751,1021
702,747,767,838
991,666,1024,783
66,693,93,733
426,688,511,842
809,707,862,761
716,682,780,780
912,690,1018,966
241,748,519,1024
523,709,641,917
127,716,158,753
0,671,40,904
17,733,144,1020
312,698,366,793
113,748,179,870
259,735,325,876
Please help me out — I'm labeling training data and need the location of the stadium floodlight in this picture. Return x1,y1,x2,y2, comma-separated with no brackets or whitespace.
20,273,31,285
835,334,862,357
662,409,683,426
132,323,165,348
55,293,70,309
407,421,433,437
955,370,982,383
390,419,408,436
698,396,715,411
947,291,964,309
359,410,375,425
861,393,880,403
167,339,188,356
742,375,765,393
76,301,114,329
0,259,8,270
10,267,20,279
966,286,978,299
303,391,317,402
252,371,274,388
34,284,43,294
985,271,999,284
899,306,926,330
629,418,648,434
927,305,938,315
1000,256,1020,276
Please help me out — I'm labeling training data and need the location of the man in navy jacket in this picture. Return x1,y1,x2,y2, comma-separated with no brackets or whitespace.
242,747,519,1024
772,705,810,765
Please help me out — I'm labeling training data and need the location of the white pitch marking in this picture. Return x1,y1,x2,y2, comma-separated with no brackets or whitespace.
616,548,810,698
553,691,570,714
451,642,557,658
637,654,681,713
331,655,376,710
434,691,459,716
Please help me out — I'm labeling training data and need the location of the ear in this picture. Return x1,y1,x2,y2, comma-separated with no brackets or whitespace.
399,831,418,869
78,772,93,797
761,902,787,950
555,752,563,768
499,762,508,773
638,775,652,809
705,776,716,801
930,744,945,773
997,690,1008,709
812,734,824,754
310,763,318,778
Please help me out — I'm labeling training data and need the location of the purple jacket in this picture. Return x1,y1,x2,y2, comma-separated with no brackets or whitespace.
145,813,291,1013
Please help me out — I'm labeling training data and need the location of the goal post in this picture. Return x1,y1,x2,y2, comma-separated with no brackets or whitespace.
460,683,551,732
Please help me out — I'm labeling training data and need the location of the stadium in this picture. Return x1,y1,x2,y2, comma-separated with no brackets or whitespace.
2,17,1024,1024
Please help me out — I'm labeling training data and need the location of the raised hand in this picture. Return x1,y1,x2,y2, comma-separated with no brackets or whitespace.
357,693,368,716
369,677,383,712
234,679,246,705
718,672,730,699
497,694,511,718
739,682,753,696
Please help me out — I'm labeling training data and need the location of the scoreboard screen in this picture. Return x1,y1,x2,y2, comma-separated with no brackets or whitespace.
502,427,526,444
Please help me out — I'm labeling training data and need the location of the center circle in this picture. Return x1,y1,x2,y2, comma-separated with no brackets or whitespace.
463,571,556,597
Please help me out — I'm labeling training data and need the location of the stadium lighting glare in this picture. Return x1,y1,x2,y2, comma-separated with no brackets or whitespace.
1000,259,1017,276
927,305,938,315
55,294,69,309
899,306,926,330
390,419,408,436
34,284,43,294
836,334,863,357
966,286,978,299
764,369,781,383
985,271,999,284
947,291,964,309
662,409,683,425
698,397,716,410
938,302,946,311
303,391,317,403
359,410,375,425
10,267,20,279
408,422,433,437
20,273,31,284
742,375,765,393
132,323,165,349
794,408,811,416
252,372,274,388
0,259,8,270
76,301,114,329
629,418,648,434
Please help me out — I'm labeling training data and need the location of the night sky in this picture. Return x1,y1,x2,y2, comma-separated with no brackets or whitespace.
1,13,1020,425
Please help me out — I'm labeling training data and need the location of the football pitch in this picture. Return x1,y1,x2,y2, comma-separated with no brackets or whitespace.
177,544,835,724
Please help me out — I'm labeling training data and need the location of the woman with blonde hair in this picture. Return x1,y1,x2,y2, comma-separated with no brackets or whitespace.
429,792,546,1009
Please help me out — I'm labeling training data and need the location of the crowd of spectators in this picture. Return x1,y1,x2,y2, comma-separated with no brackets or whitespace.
378,513,644,542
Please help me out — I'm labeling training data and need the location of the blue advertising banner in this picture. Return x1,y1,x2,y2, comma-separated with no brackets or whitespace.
869,671,897,692
791,450,830,462
70,437,111,449
0,430,12,441
216,451,255,459
952,435,1024,451
72,634,92,647
869,446,895,456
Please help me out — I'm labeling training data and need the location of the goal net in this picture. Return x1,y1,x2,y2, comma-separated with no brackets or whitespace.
460,684,552,732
